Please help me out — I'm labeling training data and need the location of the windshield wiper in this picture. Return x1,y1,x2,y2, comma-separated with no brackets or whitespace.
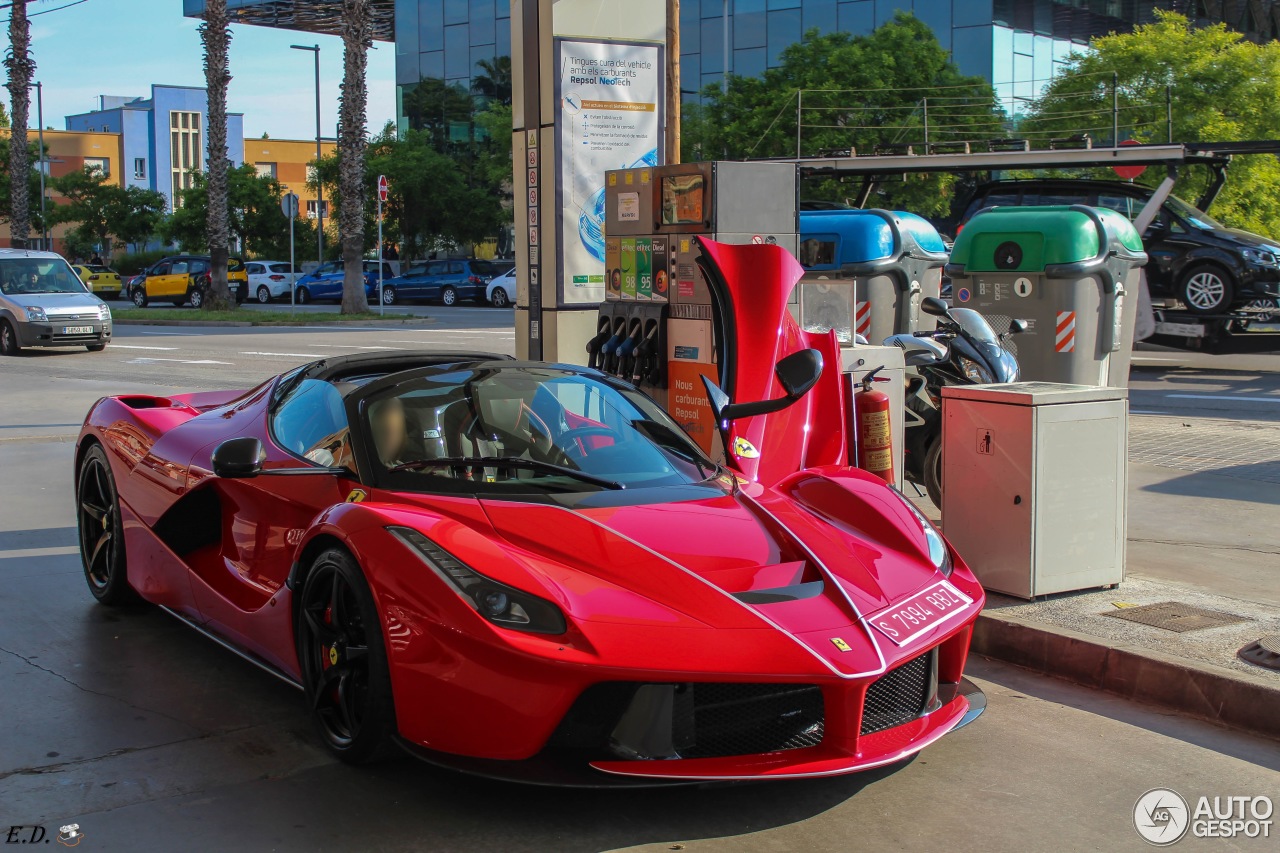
630,419,717,480
387,456,624,490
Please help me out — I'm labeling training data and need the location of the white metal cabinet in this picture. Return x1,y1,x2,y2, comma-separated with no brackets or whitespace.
940,382,1127,599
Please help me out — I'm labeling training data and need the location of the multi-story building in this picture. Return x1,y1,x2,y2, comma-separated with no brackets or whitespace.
65,85,247,211
243,136,337,223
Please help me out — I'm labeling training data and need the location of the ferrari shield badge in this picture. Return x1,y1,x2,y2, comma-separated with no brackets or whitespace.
732,436,760,459
830,637,852,652
345,489,367,503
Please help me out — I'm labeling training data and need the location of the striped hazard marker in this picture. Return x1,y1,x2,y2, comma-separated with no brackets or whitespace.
855,301,872,339
1055,310,1076,352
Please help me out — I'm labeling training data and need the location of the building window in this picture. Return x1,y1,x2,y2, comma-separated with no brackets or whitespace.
254,161,277,179
133,157,146,180
169,110,203,209
306,199,330,220
84,157,110,177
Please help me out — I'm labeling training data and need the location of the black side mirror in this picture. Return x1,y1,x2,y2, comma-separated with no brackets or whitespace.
1009,318,1029,335
211,437,265,479
921,296,951,318
701,348,824,424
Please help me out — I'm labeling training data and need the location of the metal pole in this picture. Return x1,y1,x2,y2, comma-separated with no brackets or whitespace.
377,195,384,315
922,97,929,147
721,0,728,95
1112,71,1119,147
289,202,296,311
36,82,46,249
796,89,802,158
1166,84,1173,143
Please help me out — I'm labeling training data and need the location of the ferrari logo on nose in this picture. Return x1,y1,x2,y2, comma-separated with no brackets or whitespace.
830,637,852,652
328,645,339,666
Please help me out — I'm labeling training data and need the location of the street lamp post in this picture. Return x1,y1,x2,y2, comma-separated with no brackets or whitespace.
291,44,323,267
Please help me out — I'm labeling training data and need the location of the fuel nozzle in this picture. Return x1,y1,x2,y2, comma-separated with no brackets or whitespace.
585,318,613,370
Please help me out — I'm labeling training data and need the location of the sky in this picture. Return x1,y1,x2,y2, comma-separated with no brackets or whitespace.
10,0,396,140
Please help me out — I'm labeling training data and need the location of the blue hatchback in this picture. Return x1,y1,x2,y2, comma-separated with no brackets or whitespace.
375,259,512,306
294,260,396,303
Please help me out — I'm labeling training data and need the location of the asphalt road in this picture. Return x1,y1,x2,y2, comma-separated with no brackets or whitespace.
1,320,1278,851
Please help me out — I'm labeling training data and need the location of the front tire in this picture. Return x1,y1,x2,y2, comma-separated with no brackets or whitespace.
0,319,20,356
77,445,138,605
441,286,457,307
296,286,311,305
132,288,148,308
87,343,107,352
490,287,510,308
1178,264,1235,315
257,286,272,304
296,548,396,764
923,435,943,509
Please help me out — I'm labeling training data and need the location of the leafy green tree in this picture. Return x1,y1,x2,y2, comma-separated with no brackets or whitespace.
160,163,297,257
402,78,475,147
1022,11,1280,239
472,56,512,106
0,136,44,231
46,167,165,255
683,14,1004,215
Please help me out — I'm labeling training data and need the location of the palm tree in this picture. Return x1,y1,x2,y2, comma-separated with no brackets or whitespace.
5,0,34,249
471,56,512,106
200,0,234,309
338,0,372,314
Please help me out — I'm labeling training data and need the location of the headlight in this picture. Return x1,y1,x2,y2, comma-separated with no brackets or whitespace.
24,306,47,322
388,526,567,634
957,355,993,384
890,487,953,577
1242,248,1279,267
97,303,111,321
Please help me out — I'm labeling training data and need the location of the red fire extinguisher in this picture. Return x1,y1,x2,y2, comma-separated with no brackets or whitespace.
854,366,894,483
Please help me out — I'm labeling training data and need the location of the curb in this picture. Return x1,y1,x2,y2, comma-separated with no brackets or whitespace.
972,610,1280,741
112,318,436,328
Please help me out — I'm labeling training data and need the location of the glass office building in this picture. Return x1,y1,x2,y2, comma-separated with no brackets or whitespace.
188,1,1280,125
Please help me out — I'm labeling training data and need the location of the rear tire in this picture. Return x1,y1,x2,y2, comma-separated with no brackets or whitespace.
189,288,205,309
77,444,139,605
296,286,311,305
296,548,396,765
490,287,510,308
441,286,457,307
381,286,397,306
0,319,21,356
923,435,943,510
257,286,272,304
1177,264,1235,315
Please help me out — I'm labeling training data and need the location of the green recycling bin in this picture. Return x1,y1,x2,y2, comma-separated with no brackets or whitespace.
946,205,1148,387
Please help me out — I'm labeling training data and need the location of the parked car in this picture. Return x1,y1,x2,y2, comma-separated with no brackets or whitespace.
245,260,300,303
376,259,513,306
487,266,516,307
0,250,111,355
73,264,123,300
129,255,248,308
294,260,396,303
956,179,1280,315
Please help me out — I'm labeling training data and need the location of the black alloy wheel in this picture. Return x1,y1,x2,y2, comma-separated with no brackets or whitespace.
77,445,137,605
296,548,395,764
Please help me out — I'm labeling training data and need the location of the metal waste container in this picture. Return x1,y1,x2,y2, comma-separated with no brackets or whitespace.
940,381,1128,599
945,205,1147,387
799,209,949,345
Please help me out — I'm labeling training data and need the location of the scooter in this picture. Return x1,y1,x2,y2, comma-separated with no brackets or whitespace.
885,296,1025,507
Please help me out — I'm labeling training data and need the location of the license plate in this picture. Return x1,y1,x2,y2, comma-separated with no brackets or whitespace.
1155,321,1205,338
868,581,972,646
62,326,94,335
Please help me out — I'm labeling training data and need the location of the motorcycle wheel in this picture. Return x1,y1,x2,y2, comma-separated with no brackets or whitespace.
923,435,943,509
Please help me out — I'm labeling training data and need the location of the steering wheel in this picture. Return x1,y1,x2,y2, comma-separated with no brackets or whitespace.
557,426,622,460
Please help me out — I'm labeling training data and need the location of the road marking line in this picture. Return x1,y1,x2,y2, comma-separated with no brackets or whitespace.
110,344,179,350
0,545,79,559
127,357,233,365
139,330,202,336
239,351,326,358
310,344,402,350
1164,394,1280,404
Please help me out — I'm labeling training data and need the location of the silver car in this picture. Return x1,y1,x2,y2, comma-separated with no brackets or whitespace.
0,250,112,355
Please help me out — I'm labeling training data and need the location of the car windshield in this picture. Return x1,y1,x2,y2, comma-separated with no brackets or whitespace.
0,258,90,295
365,366,717,493
1163,195,1223,230
950,308,1000,344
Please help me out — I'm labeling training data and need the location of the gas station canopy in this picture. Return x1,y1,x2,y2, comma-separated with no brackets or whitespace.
182,0,395,42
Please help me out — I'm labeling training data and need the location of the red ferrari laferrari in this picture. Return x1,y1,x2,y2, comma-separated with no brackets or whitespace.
75,240,985,785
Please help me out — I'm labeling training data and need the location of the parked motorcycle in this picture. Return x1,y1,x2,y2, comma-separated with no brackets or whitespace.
885,296,1025,507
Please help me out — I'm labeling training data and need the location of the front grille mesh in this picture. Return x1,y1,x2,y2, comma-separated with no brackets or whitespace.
681,683,824,759
860,652,932,735
49,312,100,322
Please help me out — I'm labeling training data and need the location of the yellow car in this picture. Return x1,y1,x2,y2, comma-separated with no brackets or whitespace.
73,264,123,299
129,256,249,307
